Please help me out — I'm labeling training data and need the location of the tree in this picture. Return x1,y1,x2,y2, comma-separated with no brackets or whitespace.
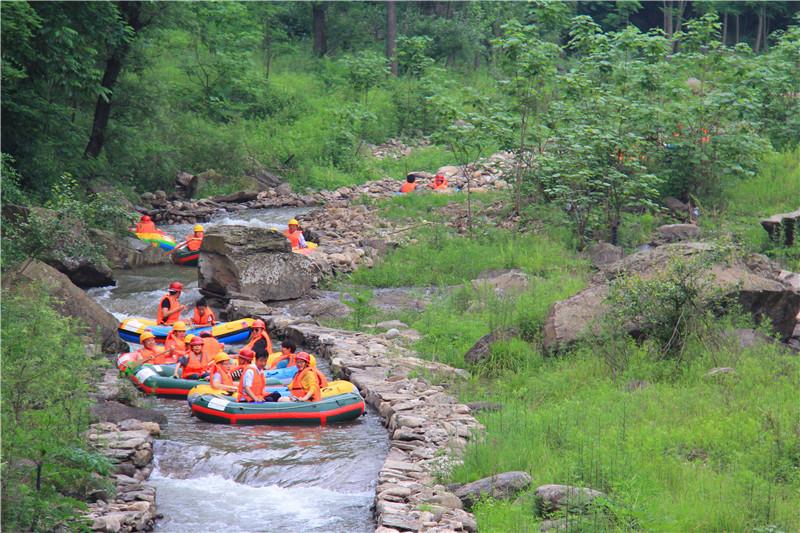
386,0,398,75
312,2,327,57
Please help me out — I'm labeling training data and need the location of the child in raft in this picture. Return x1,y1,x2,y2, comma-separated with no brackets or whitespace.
191,298,216,326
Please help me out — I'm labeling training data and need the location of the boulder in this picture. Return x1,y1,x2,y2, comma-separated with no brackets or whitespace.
174,171,199,199
535,484,605,514
271,296,351,319
198,226,320,302
761,208,800,246
437,165,461,178
471,269,530,296
90,229,170,269
90,401,167,426
657,223,700,243
586,242,623,269
464,328,519,365
3,260,128,353
275,182,293,196
543,243,800,351
224,299,271,320
454,471,532,509
48,253,114,288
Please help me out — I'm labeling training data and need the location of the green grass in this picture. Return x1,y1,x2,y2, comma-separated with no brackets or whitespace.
452,340,800,532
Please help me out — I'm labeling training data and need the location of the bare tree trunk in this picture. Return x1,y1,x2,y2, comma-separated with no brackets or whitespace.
722,12,728,45
312,3,327,57
735,14,740,44
84,1,145,159
386,0,397,75
763,7,769,51
755,6,764,53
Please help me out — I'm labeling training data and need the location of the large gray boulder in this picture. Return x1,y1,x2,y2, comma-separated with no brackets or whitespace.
3,259,128,353
90,229,171,269
543,243,800,351
535,484,605,514
464,327,519,365
198,226,320,302
586,242,623,269
454,471,532,509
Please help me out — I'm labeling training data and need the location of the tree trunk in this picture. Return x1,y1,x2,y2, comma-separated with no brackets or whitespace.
84,1,144,159
722,12,728,45
762,6,769,51
386,0,397,75
755,6,764,53
735,14,740,44
312,3,327,57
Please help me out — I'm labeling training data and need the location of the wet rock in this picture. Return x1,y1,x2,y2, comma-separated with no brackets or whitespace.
586,242,623,269
657,223,700,242
91,401,167,426
3,260,127,354
535,484,605,514
224,298,271,320
199,226,319,302
455,471,532,509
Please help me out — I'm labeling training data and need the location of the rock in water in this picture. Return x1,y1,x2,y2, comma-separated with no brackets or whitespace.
199,226,320,302
3,259,128,353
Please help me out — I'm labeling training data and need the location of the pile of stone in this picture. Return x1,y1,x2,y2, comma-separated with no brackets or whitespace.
368,138,431,160
85,420,160,533
267,318,483,532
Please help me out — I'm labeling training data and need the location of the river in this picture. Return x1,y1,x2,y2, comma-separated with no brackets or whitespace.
88,207,389,532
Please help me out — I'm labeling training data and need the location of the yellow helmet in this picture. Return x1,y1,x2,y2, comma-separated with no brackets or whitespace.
140,331,155,343
172,321,188,332
212,352,230,364
193,224,204,232
288,219,299,226
184,334,196,344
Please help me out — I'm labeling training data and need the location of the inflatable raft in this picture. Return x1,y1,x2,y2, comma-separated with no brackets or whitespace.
118,317,255,344
171,247,199,267
133,231,177,251
129,364,288,399
190,384,365,425
292,242,318,255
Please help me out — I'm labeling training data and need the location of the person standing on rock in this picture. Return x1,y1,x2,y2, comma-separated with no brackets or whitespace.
400,174,418,193
280,352,328,402
177,224,204,252
283,218,308,249
157,281,186,325
244,319,273,359
191,298,216,326
237,352,281,403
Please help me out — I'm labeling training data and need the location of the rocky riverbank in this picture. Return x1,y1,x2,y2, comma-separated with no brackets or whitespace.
264,316,483,532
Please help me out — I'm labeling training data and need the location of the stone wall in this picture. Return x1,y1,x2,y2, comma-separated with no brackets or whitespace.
267,317,483,532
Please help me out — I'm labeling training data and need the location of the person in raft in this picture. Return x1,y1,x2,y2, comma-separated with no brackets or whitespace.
430,172,448,191
283,218,307,249
231,348,256,381
158,281,186,325
133,214,157,234
172,335,209,380
191,297,216,326
132,332,165,365
280,352,328,402
243,319,273,359
156,321,188,365
237,352,282,403
267,339,317,369
207,352,237,393
400,174,418,193
177,224,204,252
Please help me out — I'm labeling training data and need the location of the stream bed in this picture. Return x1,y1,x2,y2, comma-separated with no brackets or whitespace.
89,208,389,532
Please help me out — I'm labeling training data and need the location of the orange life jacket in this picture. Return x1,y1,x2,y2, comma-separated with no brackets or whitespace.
245,330,273,356
192,307,216,326
268,352,296,370
432,177,448,190
400,182,417,193
164,333,187,356
237,364,265,402
135,345,164,364
209,363,233,387
150,347,178,365
135,221,157,233
181,350,206,378
289,367,329,402
283,229,303,249
185,233,203,251
200,337,221,365
157,293,182,325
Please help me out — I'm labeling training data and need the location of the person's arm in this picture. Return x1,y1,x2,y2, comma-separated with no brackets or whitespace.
172,355,188,378
162,298,187,318
297,232,307,249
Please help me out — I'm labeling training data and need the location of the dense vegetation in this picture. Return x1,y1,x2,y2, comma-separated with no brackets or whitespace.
2,1,799,531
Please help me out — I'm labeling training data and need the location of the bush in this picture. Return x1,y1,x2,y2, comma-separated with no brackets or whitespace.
1,286,112,532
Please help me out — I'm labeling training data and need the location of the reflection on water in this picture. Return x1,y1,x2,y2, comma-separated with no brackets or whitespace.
88,208,388,533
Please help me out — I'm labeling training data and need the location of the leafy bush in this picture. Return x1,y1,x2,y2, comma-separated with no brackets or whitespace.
1,286,112,532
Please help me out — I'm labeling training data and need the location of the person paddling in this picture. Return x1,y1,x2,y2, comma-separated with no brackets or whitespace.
283,218,308,249
157,281,186,325
132,332,165,366
237,352,281,403
191,297,216,326
280,352,328,403
244,319,273,359
208,352,237,393
400,174,418,194
177,224,204,252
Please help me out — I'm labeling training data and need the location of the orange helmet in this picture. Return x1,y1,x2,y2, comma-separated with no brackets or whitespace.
252,319,266,330
189,336,204,346
238,348,255,361
141,215,151,222
169,281,183,292
295,352,311,365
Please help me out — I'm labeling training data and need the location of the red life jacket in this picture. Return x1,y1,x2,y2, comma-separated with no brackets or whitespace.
289,367,328,402
400,182,417,193
431,177,448,190
135,221,157,233
181,350,206,378
283,229,303,248
185,233,203,251
192,307,216,326
157,293,182,325
245,330,273,355
200,337,221,366
237,364,265,402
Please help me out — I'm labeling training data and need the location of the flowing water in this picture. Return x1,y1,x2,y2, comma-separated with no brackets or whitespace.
88,208,389,532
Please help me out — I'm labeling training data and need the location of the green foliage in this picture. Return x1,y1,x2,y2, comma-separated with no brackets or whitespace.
340,289,374,330
1,286,112,532
339,51,389,104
